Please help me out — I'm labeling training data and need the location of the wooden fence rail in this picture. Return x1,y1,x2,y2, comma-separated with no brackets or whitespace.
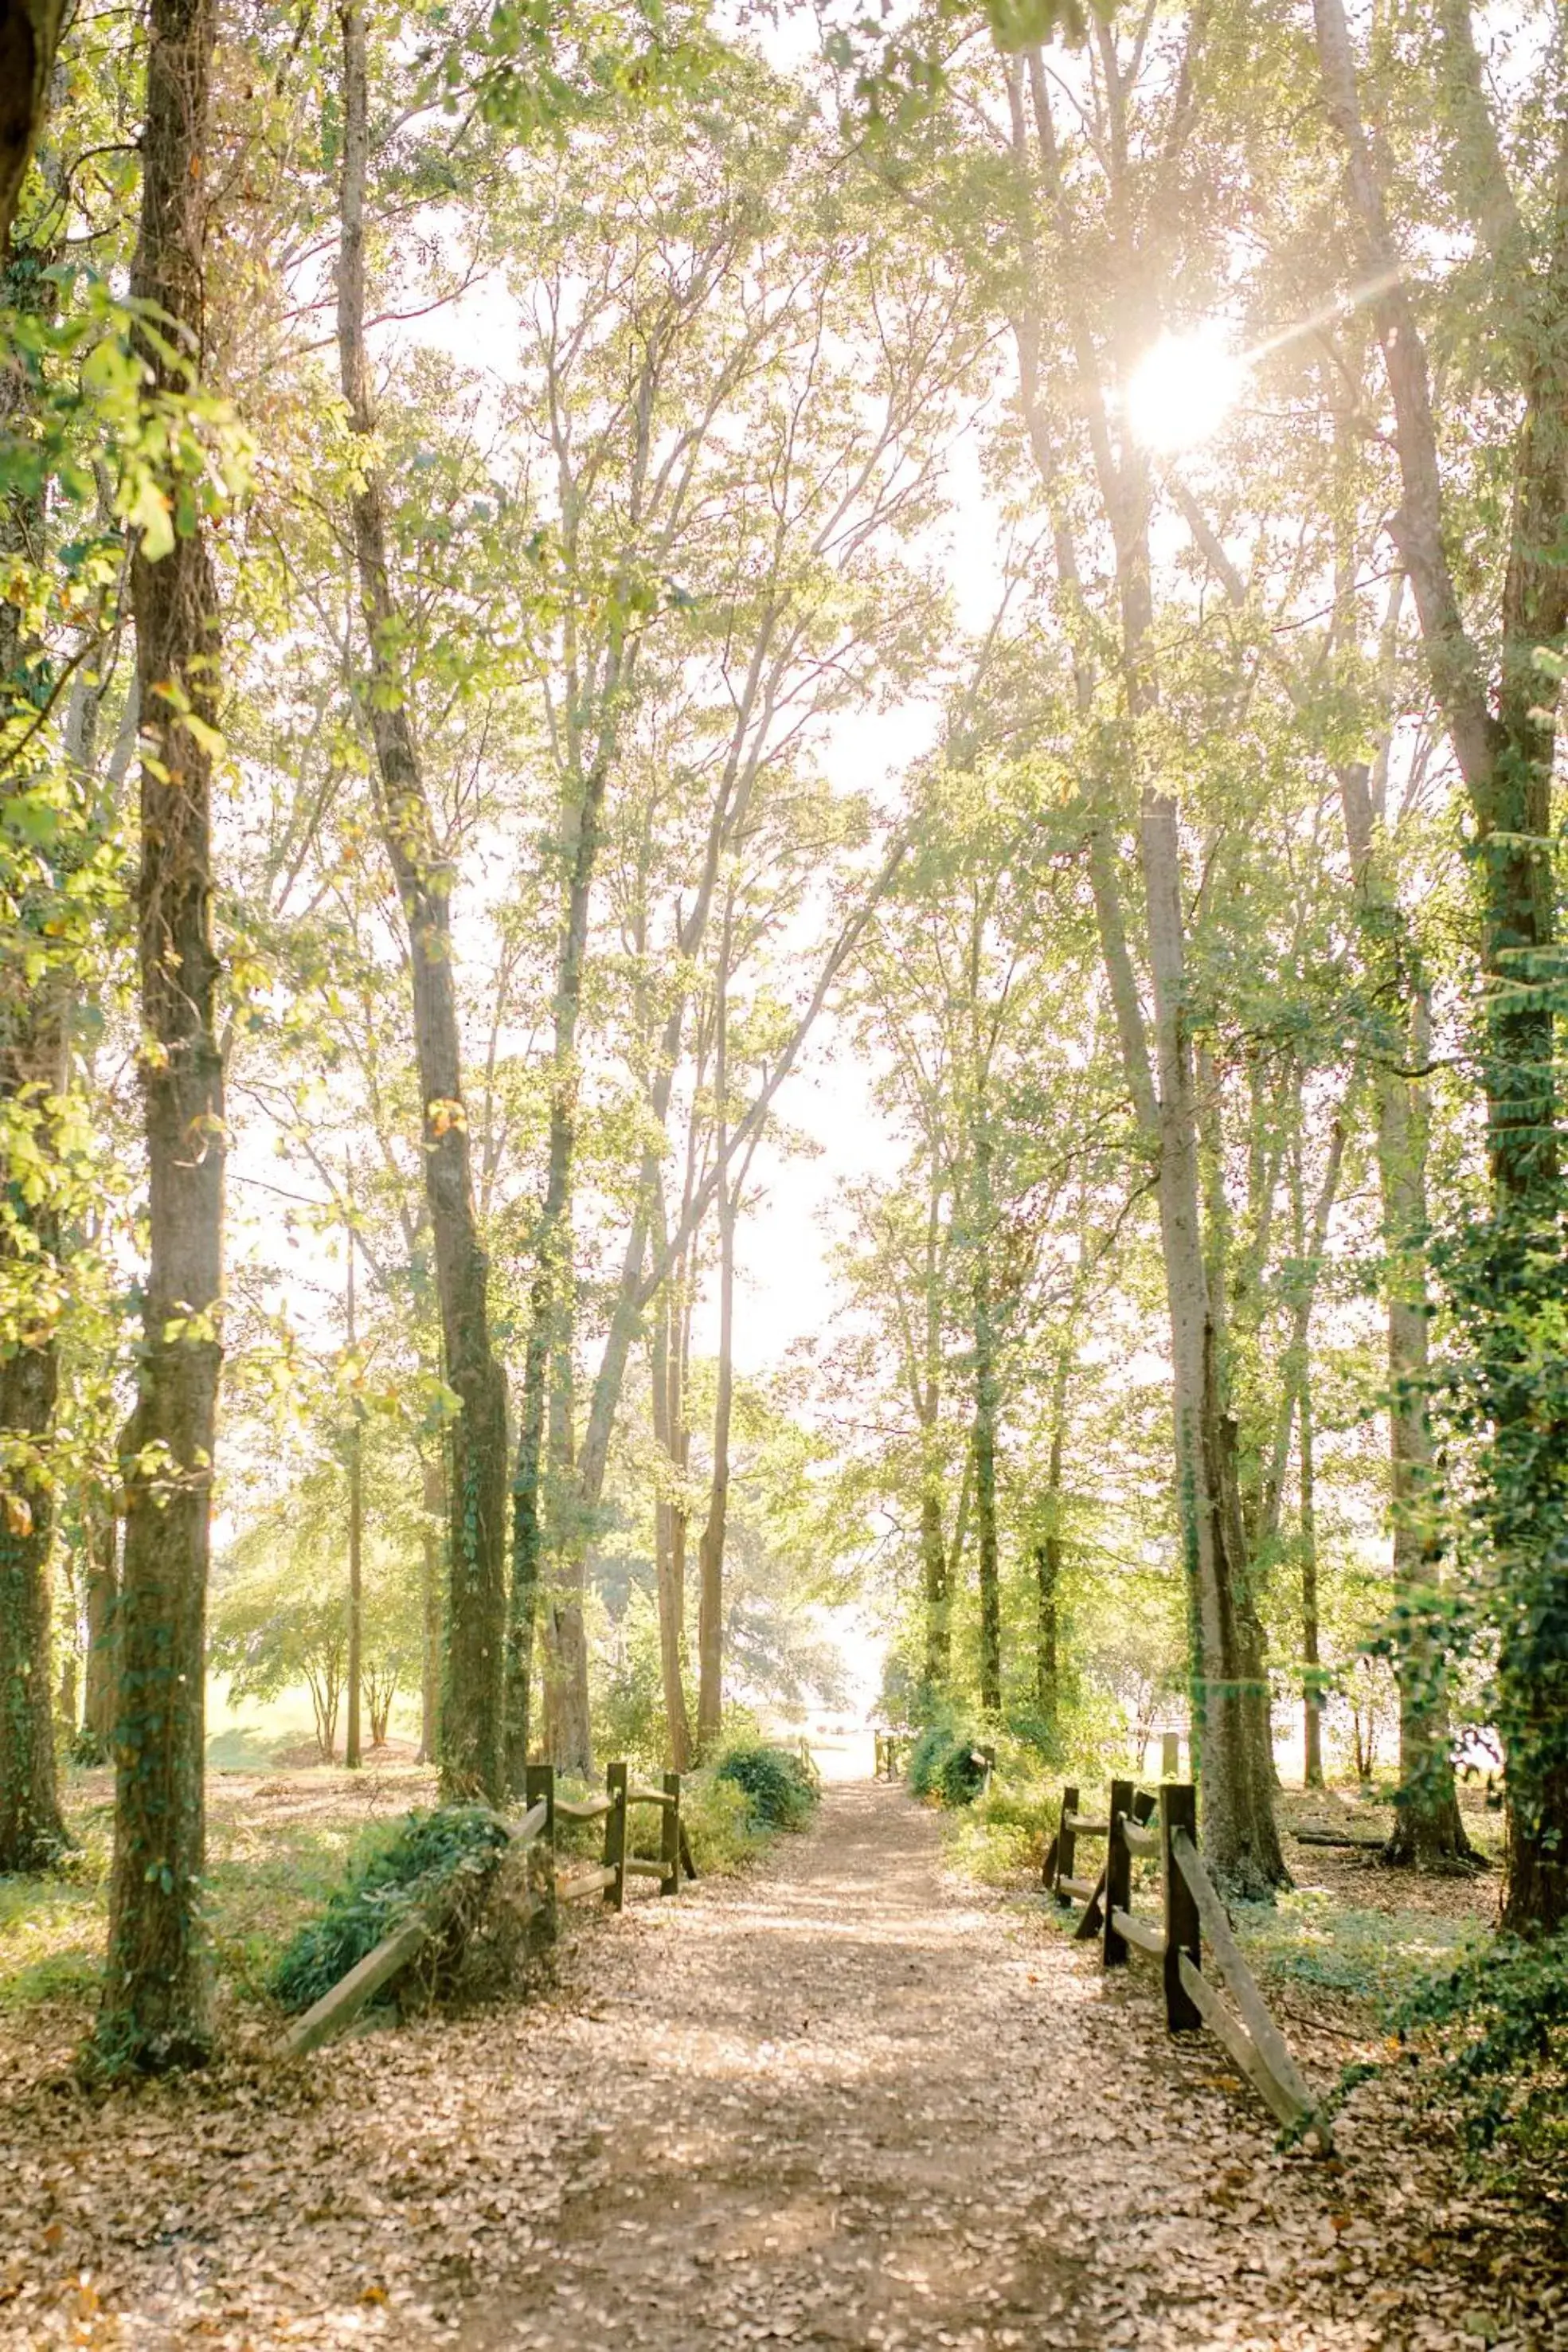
276,1759,696,2060
1045,1778,1329,2150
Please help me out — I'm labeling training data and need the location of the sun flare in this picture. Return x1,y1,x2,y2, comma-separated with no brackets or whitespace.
1125,326,1247,455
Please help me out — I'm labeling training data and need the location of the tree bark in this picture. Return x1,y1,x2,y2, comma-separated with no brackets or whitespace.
0,0,67,257
1034,1347,1069,1735
0,232,69,1874
417,1443,444,1765
971,1109,1003,1720
81,1485,118,1757
344,1216,362,1771
1015,47,1285,1894
1299,1364,1324,1790
1313,1,1557,1917
337,1,508,1802
98,0,224,2071
650,1224,694,1770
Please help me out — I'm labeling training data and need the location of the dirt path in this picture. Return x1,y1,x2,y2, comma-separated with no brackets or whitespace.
4,1781,1562,2350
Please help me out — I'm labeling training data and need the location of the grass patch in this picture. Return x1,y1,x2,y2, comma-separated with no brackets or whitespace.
1230,1888,1485,2014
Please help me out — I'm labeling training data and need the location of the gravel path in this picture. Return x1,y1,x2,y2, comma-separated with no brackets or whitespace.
5,1780,1562,2350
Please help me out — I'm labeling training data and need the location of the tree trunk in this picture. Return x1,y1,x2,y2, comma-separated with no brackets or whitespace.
1299,1367,1324,1790
344,1214,362,1771
1139,792,1288,1896
1035,1356,1068,1735
1338,771,1473,1863
1314,0,1567,1930
0,1313,68,1869
0,0,67,256
650,1250,693,1770
694,1194,734,1755
97,0,224,2071
0,234,69,1874
417,1444,443,1766
971,1112,1002,1720
338,2,508,1802
81,1485,118,1757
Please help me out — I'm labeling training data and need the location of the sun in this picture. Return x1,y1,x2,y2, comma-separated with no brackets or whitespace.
1124,326,1246,456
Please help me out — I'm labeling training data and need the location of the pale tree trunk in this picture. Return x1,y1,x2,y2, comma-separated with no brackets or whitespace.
338,3,508,1800
650,1225,694,1770
1338,768,1472,1864
417,1444,444,1765
971,1109,1002,1720
1316,0,1568,1931
1034,1348,1069,1734
695,1188,735,1755
344,1207,362,1770
1014,43,1285,1893
1299,1364,1324,1790
98,0,224,2070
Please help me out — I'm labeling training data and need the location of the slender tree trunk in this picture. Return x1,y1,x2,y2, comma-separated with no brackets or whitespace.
971,1112,1002,1720
695,1189,735,1755
417,1444,444,1766
1035,1349,1069,1735
0,1300,68,1869
1138,794,1288,1895
98,0,224,2070
1339,772,1473,1862
81,1485,117,1757
917,1176,950,1697
338,2,508,1801
650,1239,693,1770
1299,1366,1324,1790
0,237,69,1873
344,1210,362,1770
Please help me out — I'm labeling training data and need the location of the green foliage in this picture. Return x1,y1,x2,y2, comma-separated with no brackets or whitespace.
268,1806,508,2015
1398,1929,1568,2186
713,1743,819,1832
907,1721,989,1807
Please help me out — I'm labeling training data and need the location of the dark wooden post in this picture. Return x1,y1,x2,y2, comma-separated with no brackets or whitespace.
1104,1776,1133,1967
1054,1784,1078,1898
525,1761,557,1950
604,1759,628,1912
1161,1730,1179,1780
660,1769,681,1896
1161,1781,1201,2031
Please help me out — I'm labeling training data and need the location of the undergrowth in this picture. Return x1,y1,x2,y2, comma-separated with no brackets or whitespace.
269,1806,510,2015
714,1743,819,1831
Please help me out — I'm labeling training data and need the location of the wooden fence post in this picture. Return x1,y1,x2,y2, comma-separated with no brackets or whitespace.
660,1770,681,1896
1103,1776,1133,1967
525,1761,557,1951
1054,1784,1078,1898
1161,1730,1179,1780
604,1759,628,1912
1161,1781,1200,2031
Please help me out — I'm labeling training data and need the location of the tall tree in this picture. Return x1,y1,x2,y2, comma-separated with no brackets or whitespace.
336,0,509,1801
1313,0,1568,1927
98,0,226,2069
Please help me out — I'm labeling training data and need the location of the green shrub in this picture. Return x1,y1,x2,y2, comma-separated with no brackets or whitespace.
679,1771,768,1873
268,1806,509,2015
908,1722,989,1807
714,1743,819,1830
1397,1927,1568,2188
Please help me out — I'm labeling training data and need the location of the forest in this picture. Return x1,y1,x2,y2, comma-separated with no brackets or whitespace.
2,0,1568,2338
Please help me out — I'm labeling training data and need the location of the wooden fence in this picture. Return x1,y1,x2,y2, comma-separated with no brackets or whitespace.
278,1759,696,2060
1045,1777,1328,2150
873,1732,908,1780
